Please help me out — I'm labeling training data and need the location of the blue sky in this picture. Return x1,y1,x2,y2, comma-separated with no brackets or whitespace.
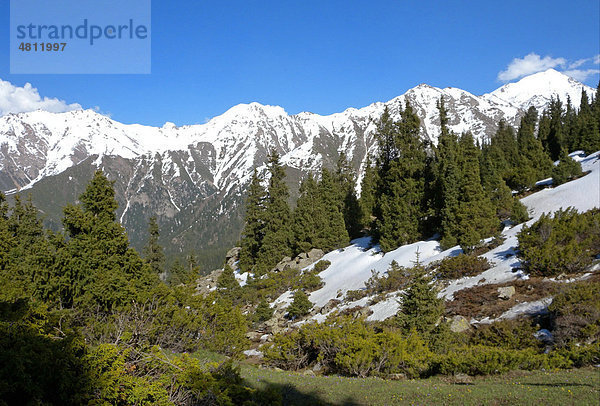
1,0,599,126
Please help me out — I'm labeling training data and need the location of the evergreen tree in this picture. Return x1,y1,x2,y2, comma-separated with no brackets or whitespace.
287,290,312,319
317,168,349,251
433,97,461,248
576,89,600,154
485,120,519,178
166,258,189,286
563,96,578,152
373,101,426,251
292,174,324,253
253,298,273,323
143,216,165,276
545,97,565,160
374,106,399,171
358,158,377,229
239,169,267,272
335,152,362,239
513,106,553,190
454,132,499,251
56,170,155,311
255,150,292,275
552,151,583,186
393,261,444,337
6,195,54,302
217,265,240,300
0,193,13,272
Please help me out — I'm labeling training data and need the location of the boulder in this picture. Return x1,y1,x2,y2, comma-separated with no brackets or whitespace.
497,286,516,300
307,248,324,260
450,315,471,333
452,373,474,385
320,299,341,314
245,332,263,342
225,247,241,268
387,373,407,381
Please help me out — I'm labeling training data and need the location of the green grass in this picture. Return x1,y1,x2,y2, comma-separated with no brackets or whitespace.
239,365,600,405
190,351,599,405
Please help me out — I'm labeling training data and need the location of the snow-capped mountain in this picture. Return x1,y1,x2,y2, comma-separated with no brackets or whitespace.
0,69,594,268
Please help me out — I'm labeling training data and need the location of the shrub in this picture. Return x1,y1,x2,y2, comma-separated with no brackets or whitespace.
287,290,313,319
517,208,600,276
344,289,368,302
364,261,413,295
433,254,492,280
264,317,432,378
470,319,542,350
549,281,600,347
253,298,273,324
552,155,582,186
299,269,324,292
313,260,331,273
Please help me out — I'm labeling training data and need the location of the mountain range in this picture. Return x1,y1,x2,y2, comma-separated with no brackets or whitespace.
0,68,594,270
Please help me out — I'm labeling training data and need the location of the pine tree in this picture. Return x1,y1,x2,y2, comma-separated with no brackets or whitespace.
217,265,240,300
485,120,519,178
576,89,600,154
0,193,13,271
239,169,267,272
5,195,55,302
317,168,349,251
335,152,362,239
143,216,165,276
545,97,565,160
373,101,426,251
56,170,155,311
563,96,578,152
358,158,377,229
253,298,273,323
510,107,553,191
287,290,312,319
292,173,324,253
255,150,292,275
454,132,499,251
433,97,461,248
552,151,583,186
393,261,444,337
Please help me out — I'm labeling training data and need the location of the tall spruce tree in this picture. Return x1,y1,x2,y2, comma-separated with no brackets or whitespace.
292,173,324,253
239,169,267,272
358,158,377,230
56,170,155,311
143,216,165,276
577,89,600,154
511,106,553,191
374,101,426,252
255,150,292,275
545,97,565,160
433,97,461,248
393,261,444,337
454,132,499,250
335,153,362,239
318,168,349,251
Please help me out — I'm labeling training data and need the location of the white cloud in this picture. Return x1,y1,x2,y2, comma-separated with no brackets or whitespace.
568,58,588,69
562,69,600,82
0,79,82,116
497,53,566,81
594,54,600,65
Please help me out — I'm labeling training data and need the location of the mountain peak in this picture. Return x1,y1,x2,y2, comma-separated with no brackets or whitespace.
485,69,593,111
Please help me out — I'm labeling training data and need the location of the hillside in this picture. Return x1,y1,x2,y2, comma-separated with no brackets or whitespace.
0,69,595,269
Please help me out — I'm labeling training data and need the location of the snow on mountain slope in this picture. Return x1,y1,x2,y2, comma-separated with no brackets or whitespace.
274,151,600,322
485,69,595,111
1,69,593,196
